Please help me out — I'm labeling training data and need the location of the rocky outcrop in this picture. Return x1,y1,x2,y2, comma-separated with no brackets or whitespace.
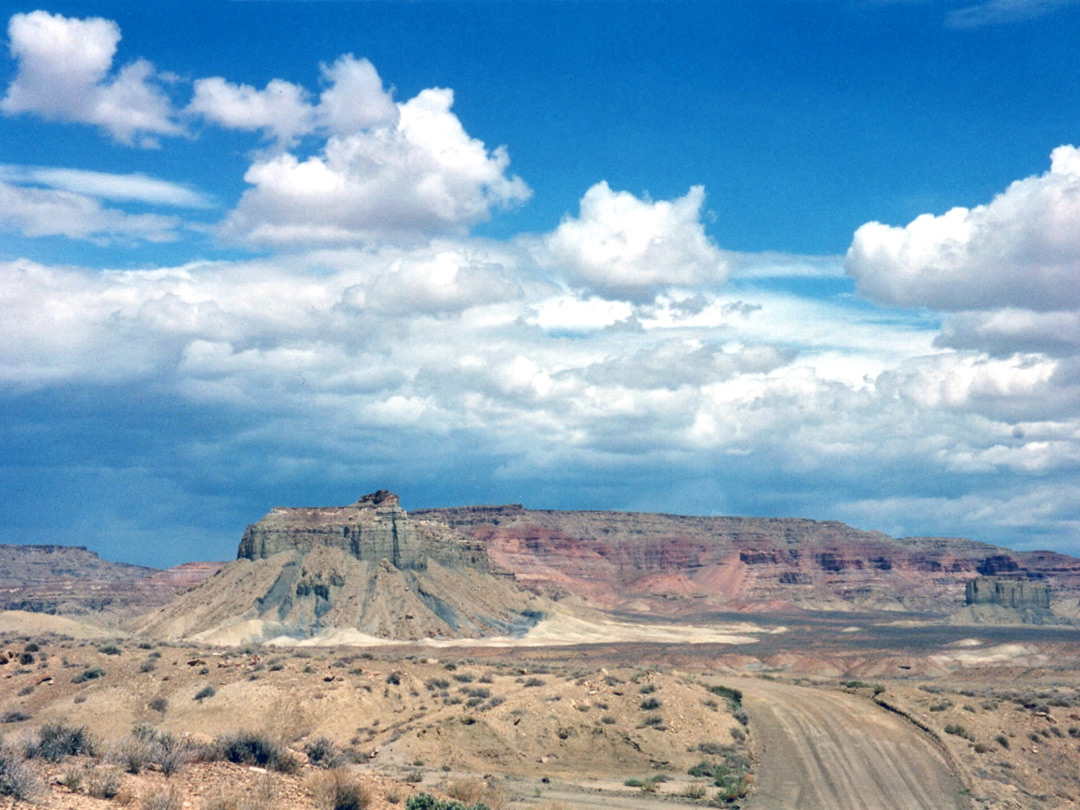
134,492,545,643
965,576,1050,609
237,490,491,572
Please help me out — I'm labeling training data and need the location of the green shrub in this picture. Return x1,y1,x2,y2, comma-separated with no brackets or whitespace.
523,677,544,688
194,685,216,702
72,667,105,683
25,722,95,761
640,697,661,711
99,644,123,656
304,737,339,768
1,711,30,723
707,685,742,706
216,731,298,773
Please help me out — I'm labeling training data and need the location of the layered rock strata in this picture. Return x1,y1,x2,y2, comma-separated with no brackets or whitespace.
135,492,543,643
414,505,1080,616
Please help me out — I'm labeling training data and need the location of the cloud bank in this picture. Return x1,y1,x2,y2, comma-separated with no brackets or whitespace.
2,10,1080,562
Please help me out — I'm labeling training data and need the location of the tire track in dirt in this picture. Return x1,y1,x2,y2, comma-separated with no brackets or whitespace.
740,680,966,810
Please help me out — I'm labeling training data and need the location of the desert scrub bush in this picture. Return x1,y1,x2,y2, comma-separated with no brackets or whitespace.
446,778,486,804
523,677,544,687
23,642,38,653
304,736,340,768
142,787,183,810
60,769,83,790
996,734,1010,748
72,667,105,683
216,731,298,773
25,722,95,761
194,685,216,702
426,678,450,691
18,652,34,665
642,715,665,728
639,684,657,694
707,685,743,706
0,747,42,801
452,673,474,683
944,725,972,740
684,782,707,799
405,794,491,810
697,741,730,755
99,643,123,656
929,701,953,712
149,696,168,714
86,767,122,799
1,711,30,723
640,697,662,711
309,768,372,810
111,726,190,776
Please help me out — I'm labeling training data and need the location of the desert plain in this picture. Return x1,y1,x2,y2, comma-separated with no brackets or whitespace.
0,492,1078,810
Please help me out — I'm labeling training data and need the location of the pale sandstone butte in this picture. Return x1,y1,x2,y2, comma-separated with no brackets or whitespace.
965,576,1051,609
413,504,1080,616
134,491,543,643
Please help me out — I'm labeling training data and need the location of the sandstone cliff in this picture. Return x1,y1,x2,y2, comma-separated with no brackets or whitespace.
414,505,1080,617
134,492,545,643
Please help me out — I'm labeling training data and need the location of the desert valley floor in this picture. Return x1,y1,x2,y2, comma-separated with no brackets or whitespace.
1,494,1080,809
1,609,1080,809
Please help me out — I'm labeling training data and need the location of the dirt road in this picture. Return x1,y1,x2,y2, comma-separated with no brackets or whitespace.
741,680,966,810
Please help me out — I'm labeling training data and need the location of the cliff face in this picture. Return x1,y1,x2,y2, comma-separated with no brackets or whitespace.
414,505,1080,616
238,490,491,572
135,492,543,643
966,576,1051,609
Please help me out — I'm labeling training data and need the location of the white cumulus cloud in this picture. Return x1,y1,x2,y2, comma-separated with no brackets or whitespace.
221,86,530,245
539,182,728,301
1,10,181,146
846,145,1080,312
187,77,314,147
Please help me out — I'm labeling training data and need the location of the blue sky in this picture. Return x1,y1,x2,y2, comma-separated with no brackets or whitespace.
1,1,1080,567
